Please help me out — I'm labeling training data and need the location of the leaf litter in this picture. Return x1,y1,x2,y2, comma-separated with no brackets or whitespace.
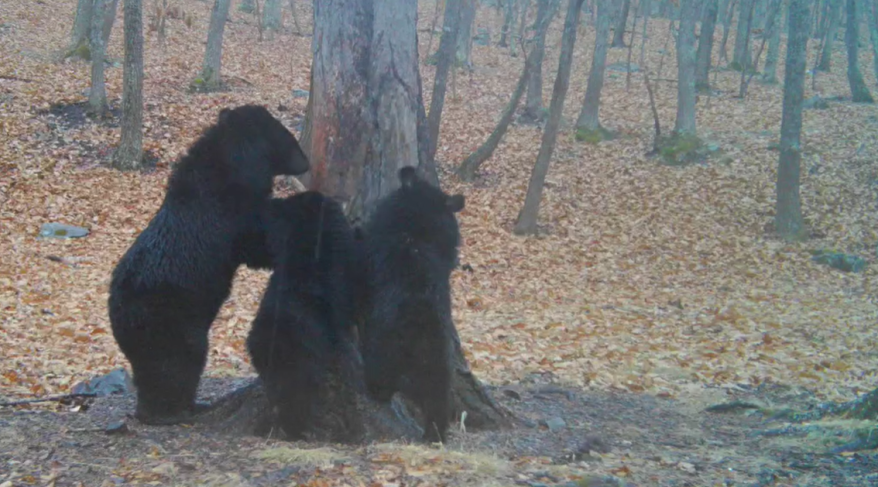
1,0,877,485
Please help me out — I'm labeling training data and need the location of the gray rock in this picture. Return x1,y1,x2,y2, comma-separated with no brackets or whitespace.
545,417,567,432
292,89,309,99
39,223,89,239
71,368,133,397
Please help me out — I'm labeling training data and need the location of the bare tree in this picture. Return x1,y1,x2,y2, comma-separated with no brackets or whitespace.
456,0,477,67
514,0,585,236
845,0,874,102
68,0,118,59
113,0,144,171
575,0,611,135
262,0,282,31
510,0,531,57
775,0,809,240
870,0,878,84
718,0,737,63
522,0,558,122
88,0,110,116
499,0,516,46
639,0,651,65
426,0,463,162
817,0,841,71
674,0,698,134
611,0,631,47
695,0,719,92
732,0,754,70
196,0,232,90
762,0,783,84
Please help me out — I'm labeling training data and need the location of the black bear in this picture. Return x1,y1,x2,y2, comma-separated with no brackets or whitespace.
360,166,465,443
108,105,310,425
246,191,358,440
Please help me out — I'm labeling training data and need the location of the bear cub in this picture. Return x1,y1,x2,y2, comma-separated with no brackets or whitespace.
360,166,465,443
247,191,359,440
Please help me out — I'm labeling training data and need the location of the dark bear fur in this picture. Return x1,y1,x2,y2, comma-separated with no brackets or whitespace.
360,166,465,443
246,192,358,440
108,105,310,425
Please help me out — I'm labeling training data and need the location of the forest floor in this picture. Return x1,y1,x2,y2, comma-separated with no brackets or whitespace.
1,0,877,485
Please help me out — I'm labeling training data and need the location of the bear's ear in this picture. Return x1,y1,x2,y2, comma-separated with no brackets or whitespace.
446,194,465,213
218,107,233,123
399,166,418,188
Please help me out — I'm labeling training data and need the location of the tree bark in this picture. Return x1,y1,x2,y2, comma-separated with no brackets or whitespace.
511,0,531,57
575,0,611,132
870,0,878,84
718,0,737,63
456,0,477,68
426,0,463,162
845,0,874,102
113,0,144,171
457,39,535,181
732,0,753,70
695,0,719,92
522,0,558,122
198,0,232,90
639,0,651,65
88,0,109,116
500,0,516,46
817,0,841,71
611,0,631,47
514,0,585,236
674,0,698,134
71,0,95,48
762,0,783,83
69,0,118,58
774,0,808,240
263,0,282,31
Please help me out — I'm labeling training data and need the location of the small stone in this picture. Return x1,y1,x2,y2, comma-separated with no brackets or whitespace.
502,388,522,400
544,417,566,432
39,223,89,239
105,421,129,435
292,89,309,98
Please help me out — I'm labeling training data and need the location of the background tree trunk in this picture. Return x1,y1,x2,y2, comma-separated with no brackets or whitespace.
522,0,558,122
774,0,809,240
102,0,119,44
695,0,719,92
68,0,118,59
262,0,282,31
427,0,463,162
732,0,753,70
575,0,611,132
762,1,783,84
88,0,109,116
817,0,841,71
514,0,585,236
718,0,737,63
674,0,698,134
456,0,477,68
869,0,878,83
844,0,874,102
71,0,95,49
510,0,531,57
611,0,630,47
198,0,232,90
113,0,143,171
500,0,516,46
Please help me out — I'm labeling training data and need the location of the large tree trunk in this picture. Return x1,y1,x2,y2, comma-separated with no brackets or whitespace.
732,0,753,70
88,0,109,116
456,0,477,68
817,0,841,71
762,1,783,84
575,0,611,132
522,0,558,122
611,0,631,47
262,0,282,31
71,0,95,48
695,0,719,92
113,0,143,171
844,0,874,102
426,0,463,163
214,0,513,439
674,0,698,134
198,0,232,90
514,0,585,236
774,0,809,240
68,0,118,59
869,0,878,84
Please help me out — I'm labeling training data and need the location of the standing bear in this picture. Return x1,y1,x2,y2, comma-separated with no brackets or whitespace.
108,105,310,425
246,191,361,440
360,166,465,443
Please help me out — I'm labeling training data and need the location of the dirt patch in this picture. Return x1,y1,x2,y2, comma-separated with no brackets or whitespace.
2,378,876,486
